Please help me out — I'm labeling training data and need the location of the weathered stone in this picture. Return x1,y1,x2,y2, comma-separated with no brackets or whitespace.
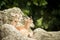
48,31,60,40
0,24,36,40
33,28,60,40
33,28,51,40
0,7,60,40
0,7,36,40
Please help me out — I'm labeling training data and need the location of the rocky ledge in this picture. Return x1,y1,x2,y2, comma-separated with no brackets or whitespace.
0,7,60,40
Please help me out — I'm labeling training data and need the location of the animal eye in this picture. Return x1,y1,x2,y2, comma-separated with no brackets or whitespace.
15,21,17,22
0,19,2,20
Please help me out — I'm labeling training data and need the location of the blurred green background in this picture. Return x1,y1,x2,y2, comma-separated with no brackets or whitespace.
0,0,60,31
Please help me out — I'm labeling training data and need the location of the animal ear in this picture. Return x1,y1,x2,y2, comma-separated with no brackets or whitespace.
30,16,32,19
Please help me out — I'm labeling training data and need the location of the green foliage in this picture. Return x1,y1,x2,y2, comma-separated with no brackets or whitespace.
36,17,43,27
22,9,30,15
32,0,47,6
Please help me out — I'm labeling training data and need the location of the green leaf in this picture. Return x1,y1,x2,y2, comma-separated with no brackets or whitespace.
39,0,47,6
33,2,38,6
27,2,31,6
22,9,30,15
32,0,47,6
36,17,43,26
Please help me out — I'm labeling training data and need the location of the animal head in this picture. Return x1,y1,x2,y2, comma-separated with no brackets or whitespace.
24,17,35,28
29,18,35,28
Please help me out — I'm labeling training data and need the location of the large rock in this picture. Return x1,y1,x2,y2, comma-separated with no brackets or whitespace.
0,7,24,25
48,31,60,40
0,24,36,40
0,24,21,40
33,28,52,40
0,7,36,40
0,7,60,40
33,28,60,40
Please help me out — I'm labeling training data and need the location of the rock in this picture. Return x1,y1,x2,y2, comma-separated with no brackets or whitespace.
48,31,60,40
0,24,21,40
0,7,36,40
0,7,60,40
0,24,36,40
0,24,60,40
33,28,52,40
33,28,60,40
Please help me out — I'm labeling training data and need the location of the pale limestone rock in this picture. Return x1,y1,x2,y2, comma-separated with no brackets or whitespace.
0,7,36,40
33,28,60,40
33,28,51,40
0,7,60,40
0,24,36,40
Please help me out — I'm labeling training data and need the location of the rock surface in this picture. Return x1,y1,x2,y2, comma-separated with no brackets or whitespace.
33,28,60,40
0,24,36,40
0,7,60,40
0,7,36,40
